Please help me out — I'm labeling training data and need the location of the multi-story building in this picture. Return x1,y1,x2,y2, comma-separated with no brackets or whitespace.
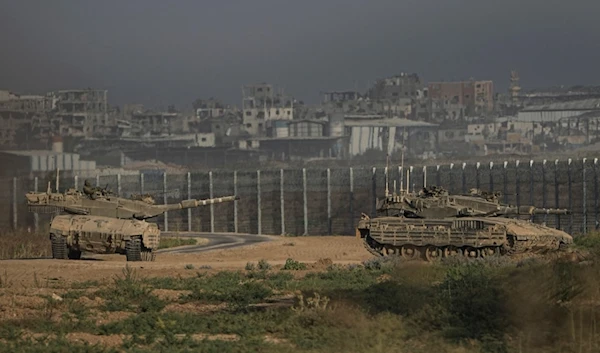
51,89,110,137
428,79,494,119
242,83,294,136
193,98,237,120
368,73,422,100
0,91,53,147
130,110,189,137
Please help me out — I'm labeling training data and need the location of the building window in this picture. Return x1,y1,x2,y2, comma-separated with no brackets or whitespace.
287,111,291,115
276,110,280,115
201,137,207,142
246,123,251,128
245,111,251,116
258,123,263,129
257,88,263,92
215,124,220,129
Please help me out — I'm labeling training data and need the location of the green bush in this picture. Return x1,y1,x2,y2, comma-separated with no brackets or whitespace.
282,258,307,271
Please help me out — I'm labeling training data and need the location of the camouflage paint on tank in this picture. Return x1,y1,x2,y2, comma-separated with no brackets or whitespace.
357,185,574,261
49,215,160,255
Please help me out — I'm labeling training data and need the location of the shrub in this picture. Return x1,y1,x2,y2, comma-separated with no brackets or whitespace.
282,258,307,271
257,259,271,271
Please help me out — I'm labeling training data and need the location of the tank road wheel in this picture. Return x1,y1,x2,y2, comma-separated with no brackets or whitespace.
400,245,420,260
480,247,499,258
51,235,68,259
463,247,480,259
443,246,462,258
424,246,442,262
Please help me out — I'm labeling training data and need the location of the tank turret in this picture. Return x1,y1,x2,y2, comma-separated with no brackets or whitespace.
375,185,570,219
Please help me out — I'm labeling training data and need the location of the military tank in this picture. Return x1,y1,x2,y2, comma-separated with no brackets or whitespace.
356,177,573,261
26,181,239,262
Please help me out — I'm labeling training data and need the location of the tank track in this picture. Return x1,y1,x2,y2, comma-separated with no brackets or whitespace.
51,235,83,260
126,238,155,262
362,233,504,261
362,236,383,258
51,235,67,259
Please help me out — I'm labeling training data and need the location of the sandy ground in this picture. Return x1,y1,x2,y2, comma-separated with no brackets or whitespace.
0,235,373,288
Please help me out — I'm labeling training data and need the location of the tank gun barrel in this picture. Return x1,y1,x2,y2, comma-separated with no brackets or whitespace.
133,195,239,220
167,195,239,211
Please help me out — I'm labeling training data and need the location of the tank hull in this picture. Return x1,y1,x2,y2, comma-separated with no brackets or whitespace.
357,216,573,261
49,215,160,261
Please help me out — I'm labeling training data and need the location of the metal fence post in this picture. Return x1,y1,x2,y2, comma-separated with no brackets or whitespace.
583,158,587,234
256,170,261,235
555,159,561,229
529,160,534,221
449,163,454,192
234,171,238,233
489,162,494,191
280,169,285,235
34,176,39,232
117,174,121,196
12,177,17,230
140,173,145,194
542,160,547,224
303,168,308,235
327,168,332,235
423,165,427,188
209,171,214,233
163,172,168,232
595,158,599,230
476,162,480,190
349,167,354,234
515,160,521,208
371,167,377,216
187,172,192,232
568,158,573,234
461,163,466,194
503,161,508,204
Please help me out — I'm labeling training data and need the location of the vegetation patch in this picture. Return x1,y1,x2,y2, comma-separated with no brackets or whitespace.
0,229,50,260
4,255,600,352
157,237,199,250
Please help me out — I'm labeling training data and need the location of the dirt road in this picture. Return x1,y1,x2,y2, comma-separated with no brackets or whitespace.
0,235,373,288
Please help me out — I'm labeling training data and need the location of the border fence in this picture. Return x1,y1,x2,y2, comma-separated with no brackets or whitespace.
1,156,598,237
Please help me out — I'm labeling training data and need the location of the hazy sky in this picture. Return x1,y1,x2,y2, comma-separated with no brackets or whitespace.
2,0,599,109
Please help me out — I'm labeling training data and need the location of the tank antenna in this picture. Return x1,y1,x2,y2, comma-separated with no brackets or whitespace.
385,154,390,197
406,168,410,195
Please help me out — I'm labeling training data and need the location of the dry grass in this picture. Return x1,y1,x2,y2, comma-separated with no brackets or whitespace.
0,229,50,260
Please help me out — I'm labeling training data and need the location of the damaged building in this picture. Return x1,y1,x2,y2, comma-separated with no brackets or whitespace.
52,89,112,137
428,79,494,120
242,83,294,136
